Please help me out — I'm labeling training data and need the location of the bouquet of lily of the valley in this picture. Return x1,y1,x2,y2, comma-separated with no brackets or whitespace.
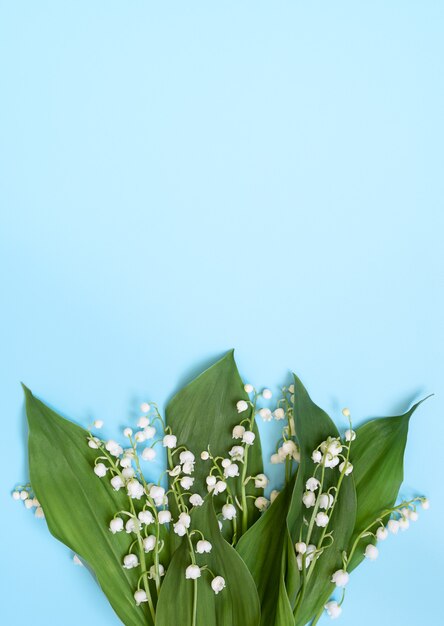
14,351,430,625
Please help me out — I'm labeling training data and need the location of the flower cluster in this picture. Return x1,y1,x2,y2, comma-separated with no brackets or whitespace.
12,483,44,519
14,370,431,626
87,402,226,617
322,496,430,620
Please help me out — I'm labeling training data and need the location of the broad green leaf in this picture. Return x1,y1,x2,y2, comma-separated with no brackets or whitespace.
348,399,427,570
24,386,151,626
166,350,263,539
155,497,261,626
288,375,357,626
236,480,298,626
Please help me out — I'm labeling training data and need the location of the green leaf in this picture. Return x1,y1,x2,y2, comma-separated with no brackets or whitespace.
155,497,261,626
24,386,150,626
236,480,298,626
166,351,263,539
348,398,428,570
288,375,357,626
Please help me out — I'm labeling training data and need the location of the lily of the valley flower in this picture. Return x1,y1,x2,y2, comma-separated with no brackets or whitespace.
138,510,154,525
306,477,320,492
344,429,356,442
211,576,226,594
273,408,285,420
143,536,156,552
213,480,227,495
254,496,269,511
270,489,280,503
364,544,379,560
325,600,342,619
376,526,389,541
109,517,124,533
158,510,172,524
110,476,124,491
222,503,237,520
163,434,177,449
149,485,165,504
229,446,245,461
224,462,239,478
134,589,148,606
259,408,272,422
180,476,194,490
331,569,349,587
388,519,400,534
196,540,212,554
137,416,150,428
189,494,204,507
127,479,144,500
315,512,329,527
242,430,255,445
254,474,269,489
185,565,201,579
236,400,249,413
302,491,316,508
123,554,139,569
232,425,245,439
94,463,107,477
339,461,353,476
312,450,322,464
141,447,156,461
319,493,334,510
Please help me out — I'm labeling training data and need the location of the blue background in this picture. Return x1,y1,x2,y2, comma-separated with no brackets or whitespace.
1,1,442,624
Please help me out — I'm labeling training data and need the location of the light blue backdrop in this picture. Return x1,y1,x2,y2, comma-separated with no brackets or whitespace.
1,1,442,624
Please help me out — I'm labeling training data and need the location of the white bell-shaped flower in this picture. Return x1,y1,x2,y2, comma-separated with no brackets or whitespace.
222,503,237,520
158,510,172,524
94,463,107,477
109,517,124,534
163,434,177,449
254,496,269,511
325,601,342,619
331,569,349,588
127,479,144,500
315,512,329,527
143,536,156,552
189,494,204,507
196,540,212,554
123,554,139,569
185,565,201,579
364,544,379,560
134,589,148,606
242,431,255,445
236,400,249,413
254,474,269,489
232,425,245,439
138,510,155,525
211,576,226,594
141,447,156,461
